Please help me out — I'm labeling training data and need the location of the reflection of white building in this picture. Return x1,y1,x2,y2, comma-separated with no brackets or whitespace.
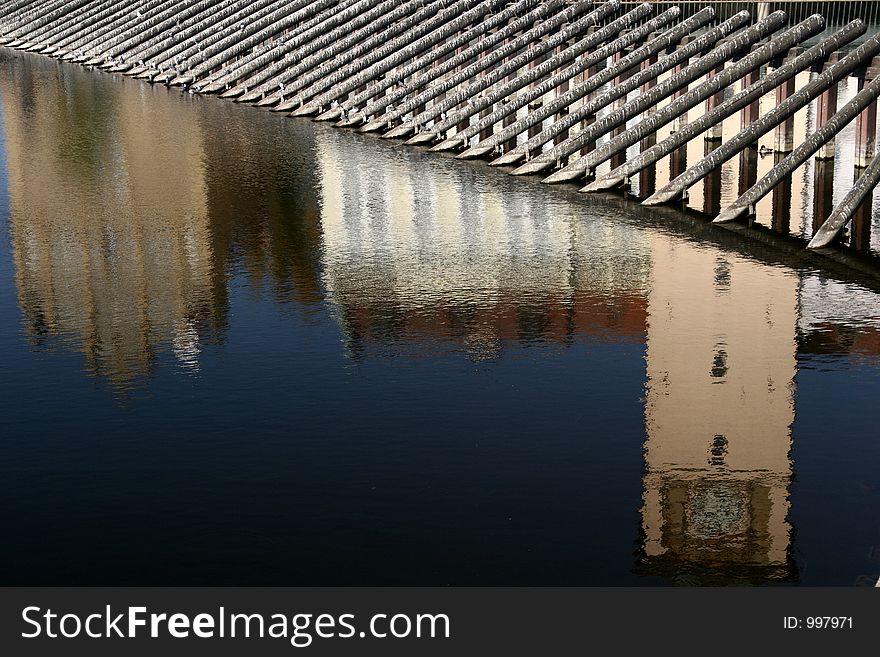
4,64,215,387
797,275,880,358
799,275,880,333
316,129,652,355
641,239,798,582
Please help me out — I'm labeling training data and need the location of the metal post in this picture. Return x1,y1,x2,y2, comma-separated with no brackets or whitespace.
812,159,836,233
715,67,880,223
815,53,841,159
774,74,797,153
771,155,792,233
705,64,725,140
809,145,880,249
645,26,880,206
741,69,761,131
703,140,722,216
463,6,711,163
585,21,866,193
855,77,879,168
738,147,758,196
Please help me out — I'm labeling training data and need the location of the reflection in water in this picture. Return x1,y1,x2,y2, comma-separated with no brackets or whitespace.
640,244,797,583
3,58,219,388
316,131,803,583
1,50,879,585
316,130,651,360
798,275,880,357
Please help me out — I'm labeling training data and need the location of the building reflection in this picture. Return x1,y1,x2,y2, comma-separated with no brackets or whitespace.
797,275,880,357
5,50,880,583
316,130,651,359
2,56,325,389
3,61,219,389
314,131,807,583
638,241,799,583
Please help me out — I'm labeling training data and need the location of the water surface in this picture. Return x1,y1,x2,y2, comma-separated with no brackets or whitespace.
1,50,878,585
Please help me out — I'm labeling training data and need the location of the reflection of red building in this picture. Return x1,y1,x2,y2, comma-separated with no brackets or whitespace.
798,323,880,357
335,291,648,359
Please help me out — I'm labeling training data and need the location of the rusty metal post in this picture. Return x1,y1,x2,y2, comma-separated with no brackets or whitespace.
809,136,880,248
670,144,688,180
774,74,797,152
771,155,793,233
610,48,629,169
645,27,880,206
705,64,725,140
739,67,760,193
855,80,878,167
812,159,836,233
479,104,494,141
851,194,873,251
815,53,841,159
638,51,660,195
703,140,722,216
738,147,759,196
741,68,761,131
552,41,571,146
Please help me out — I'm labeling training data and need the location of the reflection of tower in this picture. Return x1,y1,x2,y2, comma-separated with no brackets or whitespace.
639,238,798,583
3,60,216,388
315,130,652,357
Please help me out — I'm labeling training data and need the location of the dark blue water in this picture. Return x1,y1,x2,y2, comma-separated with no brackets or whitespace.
0,49,878,585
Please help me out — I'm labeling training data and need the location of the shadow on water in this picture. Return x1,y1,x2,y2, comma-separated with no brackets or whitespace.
0,49,878,586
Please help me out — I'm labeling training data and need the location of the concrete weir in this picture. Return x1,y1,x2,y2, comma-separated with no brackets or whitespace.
3,1,880,259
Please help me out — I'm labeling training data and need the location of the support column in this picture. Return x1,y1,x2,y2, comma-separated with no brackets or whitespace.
636,54,657,198
815,54,841,159
502,102,518,153
705,64,725,141
501,37,517,153
855,77,878,168
739,68,760,197
703,139,722,216
638,51,660,198
771,154,792,234
741,68,761,133
812,159,835,233
671,53,690,182
670,143,688,180
529,101,544,139
479,104,493,141
673,41,692,131
553,42,570,146
850,193,873,251
635,51,659,142
578,61,599,156
774,76,796,152
610,47,636,170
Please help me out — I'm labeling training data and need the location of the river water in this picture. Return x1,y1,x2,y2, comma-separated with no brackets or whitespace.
0,49,878,586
